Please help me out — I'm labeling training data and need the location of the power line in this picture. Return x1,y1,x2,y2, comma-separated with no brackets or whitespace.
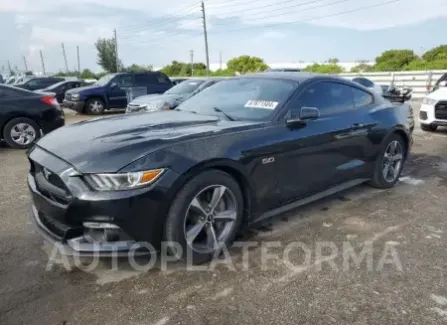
211,0,353,26
118,2,201,32
207,0,325,16
209,0,400,34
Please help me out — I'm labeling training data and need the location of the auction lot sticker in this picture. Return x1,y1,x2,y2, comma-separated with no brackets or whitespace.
244,100,279,109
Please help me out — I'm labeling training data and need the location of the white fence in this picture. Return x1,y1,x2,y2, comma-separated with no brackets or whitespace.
339,70,447,99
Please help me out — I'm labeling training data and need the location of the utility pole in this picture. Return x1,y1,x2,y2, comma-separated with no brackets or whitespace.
190,50,194,76
23,56,28,72
7,60,12,74
77,45,81,75
39,50,46,76
201,1,210,76
114,28,119,72
219,51,222,70
61,42,69,73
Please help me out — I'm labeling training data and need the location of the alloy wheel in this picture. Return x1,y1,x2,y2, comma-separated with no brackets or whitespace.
89,100,103,113
10,123,36,146
382,140,404,182
184,185,238,254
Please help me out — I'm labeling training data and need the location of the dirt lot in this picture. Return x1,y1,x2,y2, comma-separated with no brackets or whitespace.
2,104,447,325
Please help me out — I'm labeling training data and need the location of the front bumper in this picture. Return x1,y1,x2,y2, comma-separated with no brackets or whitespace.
27,146,180,256
62,99,85,113
419,103,447,126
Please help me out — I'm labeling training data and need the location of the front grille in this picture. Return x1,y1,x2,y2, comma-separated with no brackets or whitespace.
419,111,428,120
435,101,447,120
126,104,144,112
32,162,70,204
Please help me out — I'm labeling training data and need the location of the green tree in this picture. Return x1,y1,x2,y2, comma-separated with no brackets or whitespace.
80,69,97,79
303,62,344,74
350,63,374,73
422,45,447,62
374,49,417,71
404,59,447,70
95,38,121,73
25,71,33,76
123,64,153,72
160,61,207,76
226,55,269,74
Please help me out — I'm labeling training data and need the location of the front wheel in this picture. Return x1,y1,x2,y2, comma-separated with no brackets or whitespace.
420,123,438,132
369,134,407,189
85,98,105,115
164,170,244,264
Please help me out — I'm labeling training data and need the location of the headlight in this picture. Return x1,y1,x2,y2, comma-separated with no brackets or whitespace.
71,93,80,100
144,101,167,112
84,169,165,191
422,97,438,105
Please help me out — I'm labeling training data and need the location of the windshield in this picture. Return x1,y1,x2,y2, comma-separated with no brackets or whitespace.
95,74,115,86
165,80,205,95
176,78,297,121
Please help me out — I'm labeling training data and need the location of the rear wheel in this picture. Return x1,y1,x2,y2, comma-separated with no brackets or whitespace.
3,117,40,149
85,98,105,115
420,123,438,132
164,170,244,264
369,134,406,189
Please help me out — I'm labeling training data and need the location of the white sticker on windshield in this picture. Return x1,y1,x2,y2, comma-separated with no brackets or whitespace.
244,100,279,109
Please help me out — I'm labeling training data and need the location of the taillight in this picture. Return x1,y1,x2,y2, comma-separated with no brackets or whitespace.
40,96,59,107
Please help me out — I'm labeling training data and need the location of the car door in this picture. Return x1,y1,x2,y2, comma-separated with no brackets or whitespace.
275,81,371,204
0,87,30,129
107,74,133,108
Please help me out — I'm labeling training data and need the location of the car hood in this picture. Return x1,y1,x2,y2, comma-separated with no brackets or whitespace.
130,93,186,105
66,84,100,94
427,87,447,100
35,110,259,173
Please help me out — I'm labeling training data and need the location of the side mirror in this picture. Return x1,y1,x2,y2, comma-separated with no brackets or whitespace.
110,82,118,89
286,106,319,127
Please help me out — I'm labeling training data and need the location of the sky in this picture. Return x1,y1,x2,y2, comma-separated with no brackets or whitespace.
1,0,447,73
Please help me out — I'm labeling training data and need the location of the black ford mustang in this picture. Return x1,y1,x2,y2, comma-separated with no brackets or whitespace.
27,72,414,262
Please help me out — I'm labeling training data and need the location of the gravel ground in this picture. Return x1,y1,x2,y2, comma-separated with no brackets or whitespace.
2,103,447,325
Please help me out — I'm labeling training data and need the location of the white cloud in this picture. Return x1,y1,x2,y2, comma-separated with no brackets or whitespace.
261,31,286,39
206,0,447,31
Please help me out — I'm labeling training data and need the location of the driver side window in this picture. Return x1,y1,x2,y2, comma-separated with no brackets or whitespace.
296,82,354,116
112,75,133,88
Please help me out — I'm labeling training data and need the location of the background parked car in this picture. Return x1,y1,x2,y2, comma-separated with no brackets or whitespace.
0,84,64,149
126,77,224,113
63,71,173,115
419,87,447,132
35,80,92,103
14,77,65,91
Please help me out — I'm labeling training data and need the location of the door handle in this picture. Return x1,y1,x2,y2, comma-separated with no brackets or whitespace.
351,123,365,130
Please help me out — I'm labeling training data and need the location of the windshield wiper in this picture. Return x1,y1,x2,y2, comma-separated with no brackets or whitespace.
176,108,197,114
213,107,237,121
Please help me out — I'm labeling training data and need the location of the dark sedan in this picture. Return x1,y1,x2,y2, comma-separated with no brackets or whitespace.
0,84,64,149
35,80,93,103
15,77,65,91
126,78,223,113
27,73,414,263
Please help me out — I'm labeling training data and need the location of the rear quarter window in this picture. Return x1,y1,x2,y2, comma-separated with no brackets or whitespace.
351,87,374,107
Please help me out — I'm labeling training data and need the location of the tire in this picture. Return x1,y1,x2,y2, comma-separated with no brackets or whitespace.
3,117,40,149
85,98,105,115
368,133,407,189
420,123,438,132
164,169,244,264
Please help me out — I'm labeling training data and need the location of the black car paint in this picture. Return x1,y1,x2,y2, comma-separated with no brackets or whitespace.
38,80,91,103
15,77,65,91
27,74,414,252
0,85,65,139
